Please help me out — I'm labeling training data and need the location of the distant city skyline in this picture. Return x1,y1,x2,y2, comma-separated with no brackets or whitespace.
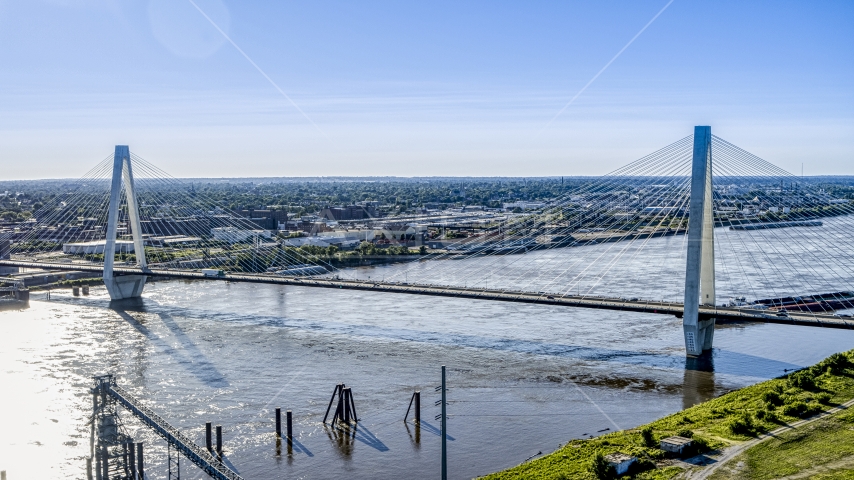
0,0,851,179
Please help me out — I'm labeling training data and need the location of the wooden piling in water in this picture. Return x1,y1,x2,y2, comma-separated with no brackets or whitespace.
405,390,421,423
415,391,421,423
216,425,222,458
136,442,143,479
205,422,212,451
325,383,359,425
127,441,136,479
286,410,293,443
334,384,344,423
343,388,351,423
275,407,281,437
349,388,358,422
323,384,343,423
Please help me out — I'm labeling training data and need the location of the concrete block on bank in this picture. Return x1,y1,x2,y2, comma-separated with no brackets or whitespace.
604,453,636,476
660,436,693,456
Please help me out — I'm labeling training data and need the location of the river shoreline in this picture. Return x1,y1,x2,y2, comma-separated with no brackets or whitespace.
482,350,854,479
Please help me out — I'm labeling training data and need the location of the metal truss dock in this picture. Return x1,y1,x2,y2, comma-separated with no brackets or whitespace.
95,376,243,480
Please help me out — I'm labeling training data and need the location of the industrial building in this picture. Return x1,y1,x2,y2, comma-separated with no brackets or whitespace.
211,227,272,243
63,240,135,255
236,208,288,230
320,204,377,221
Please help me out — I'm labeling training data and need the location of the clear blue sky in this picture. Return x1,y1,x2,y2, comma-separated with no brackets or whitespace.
0,0,851,178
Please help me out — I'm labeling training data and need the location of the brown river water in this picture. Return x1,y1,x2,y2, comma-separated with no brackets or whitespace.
1,224,853,479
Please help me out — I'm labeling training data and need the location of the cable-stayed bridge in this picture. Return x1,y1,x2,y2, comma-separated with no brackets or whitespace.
2,127,854,356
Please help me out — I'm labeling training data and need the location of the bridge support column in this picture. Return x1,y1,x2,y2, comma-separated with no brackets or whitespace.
683,126,716,356
104,146,148,300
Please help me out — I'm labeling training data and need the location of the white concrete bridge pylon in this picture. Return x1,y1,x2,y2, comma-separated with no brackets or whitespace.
103,145,147,300
683,126,716,356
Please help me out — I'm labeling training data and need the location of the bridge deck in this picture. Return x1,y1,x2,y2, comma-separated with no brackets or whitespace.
3,260,853,330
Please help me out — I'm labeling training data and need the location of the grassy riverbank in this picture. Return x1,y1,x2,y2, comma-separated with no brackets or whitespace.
480,349,854,480
708,406,854,479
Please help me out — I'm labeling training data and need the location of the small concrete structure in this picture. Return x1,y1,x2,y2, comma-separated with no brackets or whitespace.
0,280,29,303
660,436,693,456
604,453,636,476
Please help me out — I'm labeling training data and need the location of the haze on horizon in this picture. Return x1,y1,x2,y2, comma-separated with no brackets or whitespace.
0,0,851,180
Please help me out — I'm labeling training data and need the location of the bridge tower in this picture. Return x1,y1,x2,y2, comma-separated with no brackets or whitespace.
103,146,148,300
683,126,716,356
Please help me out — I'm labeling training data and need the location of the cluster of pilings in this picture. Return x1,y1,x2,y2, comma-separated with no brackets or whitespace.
266,383,435,461
323,384,359,425
204,422,224,459
72,285,90,296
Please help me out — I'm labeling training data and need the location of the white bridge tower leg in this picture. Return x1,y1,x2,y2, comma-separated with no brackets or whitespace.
683,126,716,356
103,146,148,300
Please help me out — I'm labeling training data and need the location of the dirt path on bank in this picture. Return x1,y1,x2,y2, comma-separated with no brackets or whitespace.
775,455,854,479
680,398,854,480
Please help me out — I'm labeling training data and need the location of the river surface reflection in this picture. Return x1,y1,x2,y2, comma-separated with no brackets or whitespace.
2,275,853,479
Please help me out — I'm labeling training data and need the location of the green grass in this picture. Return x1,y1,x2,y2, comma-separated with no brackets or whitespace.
809,472,854,480
57,278,104,287
708,408,854,480
479,350,854,480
